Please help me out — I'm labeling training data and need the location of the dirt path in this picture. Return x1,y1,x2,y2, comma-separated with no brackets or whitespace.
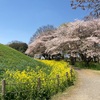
52,68,100,100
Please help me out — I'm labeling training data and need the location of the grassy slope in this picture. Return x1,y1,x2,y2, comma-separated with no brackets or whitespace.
0,44,48,71
75,62,100,70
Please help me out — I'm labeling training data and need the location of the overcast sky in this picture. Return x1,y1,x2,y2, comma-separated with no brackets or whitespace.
0,0,89,44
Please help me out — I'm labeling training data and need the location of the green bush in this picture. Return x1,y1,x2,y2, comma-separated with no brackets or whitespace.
75,61,100,70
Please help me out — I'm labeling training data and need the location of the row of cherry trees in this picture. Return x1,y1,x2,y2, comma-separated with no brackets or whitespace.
25,19,100,66
26,0,100,66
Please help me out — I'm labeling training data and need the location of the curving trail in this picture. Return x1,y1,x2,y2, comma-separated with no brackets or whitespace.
52,68,100,100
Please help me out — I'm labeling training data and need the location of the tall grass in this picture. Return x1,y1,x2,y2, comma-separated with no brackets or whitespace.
75,61,100,70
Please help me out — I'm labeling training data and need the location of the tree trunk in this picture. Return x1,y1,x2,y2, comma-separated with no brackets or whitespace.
70,56,76,65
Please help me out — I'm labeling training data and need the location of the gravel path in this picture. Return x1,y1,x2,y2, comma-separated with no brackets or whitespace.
52,68,100,100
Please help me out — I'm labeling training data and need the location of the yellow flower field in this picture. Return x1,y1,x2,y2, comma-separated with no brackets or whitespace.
39,60,72,78
3,60,75,100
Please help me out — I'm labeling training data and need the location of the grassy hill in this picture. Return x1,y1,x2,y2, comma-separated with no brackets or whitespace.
0,44,48,71
0,44,75,99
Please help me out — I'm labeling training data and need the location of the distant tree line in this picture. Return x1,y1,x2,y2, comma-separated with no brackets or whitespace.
8,41,28,53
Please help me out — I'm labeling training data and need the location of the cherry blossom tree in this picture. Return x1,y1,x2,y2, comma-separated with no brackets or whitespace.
25,18,100,65
70,0,100,18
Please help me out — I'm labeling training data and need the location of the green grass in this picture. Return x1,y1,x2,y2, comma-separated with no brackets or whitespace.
0,44,75,100
75,61,100,70
0,43,50,73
